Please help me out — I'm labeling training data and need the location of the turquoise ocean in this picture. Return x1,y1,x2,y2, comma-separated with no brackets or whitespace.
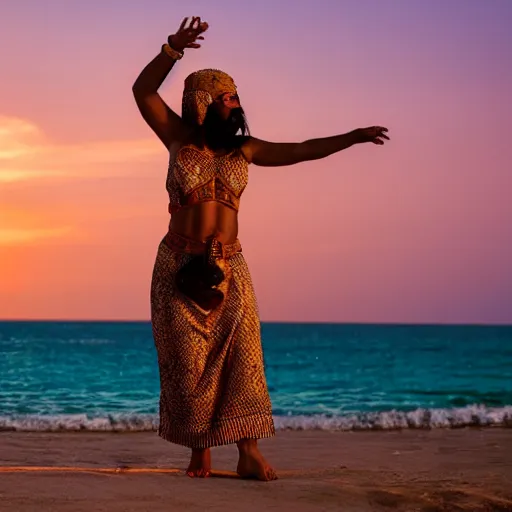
1,321,511,432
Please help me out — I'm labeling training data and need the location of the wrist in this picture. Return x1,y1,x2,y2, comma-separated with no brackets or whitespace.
349,129,362,145
162,42,184,61
167,35,185,53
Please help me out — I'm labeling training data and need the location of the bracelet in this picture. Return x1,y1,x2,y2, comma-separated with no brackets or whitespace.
161,43,184,60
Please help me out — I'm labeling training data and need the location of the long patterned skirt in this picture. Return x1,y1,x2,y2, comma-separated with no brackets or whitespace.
150,233,275,448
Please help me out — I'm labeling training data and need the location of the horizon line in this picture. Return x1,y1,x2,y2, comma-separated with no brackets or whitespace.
0,318,511,328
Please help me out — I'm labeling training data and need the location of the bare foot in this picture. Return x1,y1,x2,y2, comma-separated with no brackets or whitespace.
236,439,278,481
186,448,211,478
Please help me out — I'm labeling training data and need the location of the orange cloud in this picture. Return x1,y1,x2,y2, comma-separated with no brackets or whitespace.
0,115,166,246
0,115,162,183
0,116,41,160
0,204,81,247
0,227,72,245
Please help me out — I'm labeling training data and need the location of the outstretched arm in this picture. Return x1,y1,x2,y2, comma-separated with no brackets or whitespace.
132,17,208,148
242,127,389,167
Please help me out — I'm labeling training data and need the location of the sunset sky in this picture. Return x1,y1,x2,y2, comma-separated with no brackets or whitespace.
1,0,511,323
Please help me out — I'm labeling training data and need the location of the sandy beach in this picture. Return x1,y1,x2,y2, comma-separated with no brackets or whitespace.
0,428,511,511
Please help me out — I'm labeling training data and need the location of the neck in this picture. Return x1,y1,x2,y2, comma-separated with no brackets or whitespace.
199,127,238,152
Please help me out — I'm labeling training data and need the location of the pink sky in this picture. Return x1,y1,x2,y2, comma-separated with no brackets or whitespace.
1,0,511,323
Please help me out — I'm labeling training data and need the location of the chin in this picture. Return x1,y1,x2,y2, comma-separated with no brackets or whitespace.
201,106,248,149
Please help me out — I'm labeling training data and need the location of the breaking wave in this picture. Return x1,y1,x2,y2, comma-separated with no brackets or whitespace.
1,405,511,432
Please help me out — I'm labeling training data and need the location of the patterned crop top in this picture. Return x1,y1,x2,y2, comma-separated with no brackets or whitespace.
166,142,249,214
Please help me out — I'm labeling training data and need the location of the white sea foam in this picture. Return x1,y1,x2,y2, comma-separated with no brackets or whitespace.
0,414,158,432
0,405,511,432
272,405,512,430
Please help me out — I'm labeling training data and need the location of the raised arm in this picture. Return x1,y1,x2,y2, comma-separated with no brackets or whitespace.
242,127,389,167
132,17,208,148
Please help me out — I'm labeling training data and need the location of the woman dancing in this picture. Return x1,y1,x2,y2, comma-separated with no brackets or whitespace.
132,16,389,482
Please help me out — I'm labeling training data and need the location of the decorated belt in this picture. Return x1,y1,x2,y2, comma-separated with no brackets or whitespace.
163,231,242,259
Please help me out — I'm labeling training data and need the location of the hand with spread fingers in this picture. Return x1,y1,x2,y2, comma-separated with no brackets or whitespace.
168,16,209,52
356,126,390,145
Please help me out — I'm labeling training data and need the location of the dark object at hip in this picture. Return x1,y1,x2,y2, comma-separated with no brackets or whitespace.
164,231,242,310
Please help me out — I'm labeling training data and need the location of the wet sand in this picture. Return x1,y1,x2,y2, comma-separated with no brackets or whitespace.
0,428,511,511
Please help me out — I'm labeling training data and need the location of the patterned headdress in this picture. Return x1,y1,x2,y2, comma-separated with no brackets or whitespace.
182,69,238,126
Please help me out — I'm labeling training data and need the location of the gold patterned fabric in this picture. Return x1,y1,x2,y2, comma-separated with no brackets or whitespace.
150,143,275,449
151,235,275,448
167,143,249,213
182,69,237,126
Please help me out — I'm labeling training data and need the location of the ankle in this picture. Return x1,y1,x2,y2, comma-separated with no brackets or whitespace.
191,448,209,455
237,438,258,453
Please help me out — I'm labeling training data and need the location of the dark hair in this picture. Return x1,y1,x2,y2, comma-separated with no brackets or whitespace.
200,104,250,151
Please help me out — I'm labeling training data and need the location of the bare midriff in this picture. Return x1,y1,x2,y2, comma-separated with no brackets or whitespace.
170,201,239,245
